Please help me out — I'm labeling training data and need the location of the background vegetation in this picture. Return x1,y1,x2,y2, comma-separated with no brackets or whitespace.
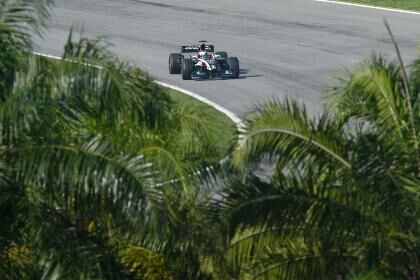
339,0,420,12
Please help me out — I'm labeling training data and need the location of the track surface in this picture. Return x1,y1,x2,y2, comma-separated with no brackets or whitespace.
34,0,420,117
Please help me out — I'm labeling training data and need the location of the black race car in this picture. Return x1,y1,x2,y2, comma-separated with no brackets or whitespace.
168,41,240,80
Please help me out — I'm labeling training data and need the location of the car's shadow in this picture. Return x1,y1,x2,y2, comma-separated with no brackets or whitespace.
237,68,262,79
194,68,261,81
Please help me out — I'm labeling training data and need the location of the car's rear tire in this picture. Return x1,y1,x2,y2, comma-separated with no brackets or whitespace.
181,59,193,80
169,53,182,74
228,57,239,78
215,51,228,59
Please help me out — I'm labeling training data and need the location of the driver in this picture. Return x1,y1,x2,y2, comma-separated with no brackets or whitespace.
197,43,208,59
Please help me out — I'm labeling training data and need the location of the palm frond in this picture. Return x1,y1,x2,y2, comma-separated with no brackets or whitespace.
0,0,53,47
233,98,351,175
12,136,168,234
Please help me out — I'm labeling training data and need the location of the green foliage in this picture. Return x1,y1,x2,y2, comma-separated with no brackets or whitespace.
221,42,420,279
1,0,419,279
0,1,233,278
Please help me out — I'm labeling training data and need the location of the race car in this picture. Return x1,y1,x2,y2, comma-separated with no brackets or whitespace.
168,41,240,80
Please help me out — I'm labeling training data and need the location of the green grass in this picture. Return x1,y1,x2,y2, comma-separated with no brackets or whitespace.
165,87,238,158
339,0,420,11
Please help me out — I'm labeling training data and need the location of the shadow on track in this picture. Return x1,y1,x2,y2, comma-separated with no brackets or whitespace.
193,68,261,81
238,68,262,79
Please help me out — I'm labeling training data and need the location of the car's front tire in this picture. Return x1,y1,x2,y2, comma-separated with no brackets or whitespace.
181,59,193,80
169,53,182,74
228,57,240,78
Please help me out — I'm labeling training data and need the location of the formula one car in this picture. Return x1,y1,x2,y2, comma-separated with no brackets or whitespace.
168,41,240,80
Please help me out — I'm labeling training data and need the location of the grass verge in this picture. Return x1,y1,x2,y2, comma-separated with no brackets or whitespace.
165,87,238,159
338,0,420,12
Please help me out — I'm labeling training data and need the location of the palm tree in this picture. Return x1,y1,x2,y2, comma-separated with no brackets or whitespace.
220,30,419,279
0,1,227,278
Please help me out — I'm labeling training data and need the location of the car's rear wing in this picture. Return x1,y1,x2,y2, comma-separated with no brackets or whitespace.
181,45,214,53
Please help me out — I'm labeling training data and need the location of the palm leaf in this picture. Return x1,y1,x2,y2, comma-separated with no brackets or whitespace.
233,99,351,176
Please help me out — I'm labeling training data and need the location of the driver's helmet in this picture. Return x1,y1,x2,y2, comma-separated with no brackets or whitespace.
200,43,206,51
198,43,208,59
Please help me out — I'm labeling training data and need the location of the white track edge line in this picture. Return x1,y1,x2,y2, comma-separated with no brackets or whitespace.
155,81,244,130
314,0,420,15
33,52,245,133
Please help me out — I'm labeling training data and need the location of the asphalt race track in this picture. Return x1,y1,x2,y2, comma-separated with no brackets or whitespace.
34,0,420,117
